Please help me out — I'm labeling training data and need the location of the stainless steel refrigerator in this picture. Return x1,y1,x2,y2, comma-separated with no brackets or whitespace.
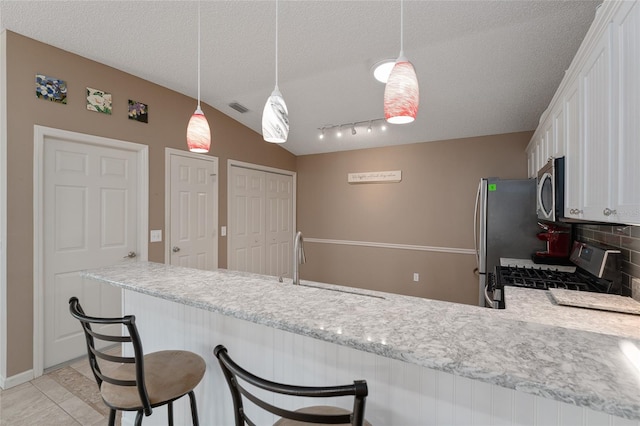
474,178,545,306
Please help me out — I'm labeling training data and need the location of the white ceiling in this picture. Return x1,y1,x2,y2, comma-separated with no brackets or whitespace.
0,0,599,156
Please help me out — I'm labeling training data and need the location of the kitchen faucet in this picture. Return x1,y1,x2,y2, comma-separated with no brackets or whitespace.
293,231,306,285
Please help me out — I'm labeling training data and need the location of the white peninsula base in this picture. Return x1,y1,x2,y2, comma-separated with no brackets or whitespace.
121,290,636,426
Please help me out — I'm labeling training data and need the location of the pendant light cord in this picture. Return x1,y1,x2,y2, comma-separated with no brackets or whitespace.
197,0,202,108
275,0,279,88
400,0,404,55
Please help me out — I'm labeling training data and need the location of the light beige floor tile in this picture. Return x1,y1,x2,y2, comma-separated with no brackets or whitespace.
90,412,122,426
59,395,104,425
31,374,73,404
0,382,57,424
48,367,109,417
69,357,94,381
2,402,80,426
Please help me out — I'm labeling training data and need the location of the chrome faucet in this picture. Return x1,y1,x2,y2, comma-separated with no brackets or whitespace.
293,231,306,285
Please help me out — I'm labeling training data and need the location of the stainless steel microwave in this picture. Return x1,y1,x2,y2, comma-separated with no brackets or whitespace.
536,157,565,222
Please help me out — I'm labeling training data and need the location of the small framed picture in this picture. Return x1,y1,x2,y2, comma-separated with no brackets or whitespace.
35,74,67,104
128,100,148,123
86,87,112,115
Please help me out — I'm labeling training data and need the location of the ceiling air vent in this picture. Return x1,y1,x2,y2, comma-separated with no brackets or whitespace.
228,102,249,113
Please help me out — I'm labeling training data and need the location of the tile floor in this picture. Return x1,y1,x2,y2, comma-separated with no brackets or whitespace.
0,347,122,426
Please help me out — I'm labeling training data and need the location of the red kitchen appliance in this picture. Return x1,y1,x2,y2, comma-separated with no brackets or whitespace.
533,222,572,263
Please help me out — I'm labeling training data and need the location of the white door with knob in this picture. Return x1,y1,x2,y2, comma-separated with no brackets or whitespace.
41,131,144,369
167,149,218,270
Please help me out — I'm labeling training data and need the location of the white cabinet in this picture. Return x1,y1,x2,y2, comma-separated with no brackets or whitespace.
613,0,640,224
580,23,614,221
530,0,640,226
564,80,583,219
552,105,565,158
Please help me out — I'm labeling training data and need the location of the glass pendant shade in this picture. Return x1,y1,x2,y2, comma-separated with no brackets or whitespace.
262,87,289,143
384,55,419,124
186,106,211,153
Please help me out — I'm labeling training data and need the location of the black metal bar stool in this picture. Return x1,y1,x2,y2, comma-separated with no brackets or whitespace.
69,297,206,426
214,344,371,426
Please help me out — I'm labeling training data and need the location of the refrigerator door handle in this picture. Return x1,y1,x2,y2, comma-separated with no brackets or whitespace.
484,283,495,308
474,179,482,268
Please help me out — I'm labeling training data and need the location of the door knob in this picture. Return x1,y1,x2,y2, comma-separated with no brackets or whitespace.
123,251,137,258
172,246,181,253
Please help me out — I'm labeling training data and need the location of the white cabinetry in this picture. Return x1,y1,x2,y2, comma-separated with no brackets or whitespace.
613,0,640,224
564,80,583,219
580,23,613,221
529,0,640,225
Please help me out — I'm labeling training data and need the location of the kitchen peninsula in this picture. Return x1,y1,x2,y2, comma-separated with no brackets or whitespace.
83,262,640,425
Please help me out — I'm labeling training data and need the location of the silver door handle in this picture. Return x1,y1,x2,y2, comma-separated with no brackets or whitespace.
603,208,617,216
124,251,137,258
172,246,180,253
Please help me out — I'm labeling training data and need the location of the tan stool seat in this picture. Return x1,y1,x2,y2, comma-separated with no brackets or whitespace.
69,298,204,426
274,406,372,426
102,350,206,410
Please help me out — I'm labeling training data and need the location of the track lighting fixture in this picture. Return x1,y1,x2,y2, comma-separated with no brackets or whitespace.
317,118,388,140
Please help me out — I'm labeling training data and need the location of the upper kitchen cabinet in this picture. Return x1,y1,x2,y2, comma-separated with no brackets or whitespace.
564,80,582,219
613,0,640,224
579,21,613,221
529,0,640,225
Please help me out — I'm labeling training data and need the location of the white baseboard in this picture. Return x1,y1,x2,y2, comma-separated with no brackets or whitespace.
0,368,33,390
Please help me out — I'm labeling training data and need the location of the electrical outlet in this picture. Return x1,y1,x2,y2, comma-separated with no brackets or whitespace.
150,230,162,242
413,273,419,282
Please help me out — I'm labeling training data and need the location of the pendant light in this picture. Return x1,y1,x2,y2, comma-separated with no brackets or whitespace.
186,1,211,153
262,0,289,143
384,0,419,124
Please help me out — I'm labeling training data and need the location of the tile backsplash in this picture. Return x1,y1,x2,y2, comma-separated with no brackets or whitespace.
574,224,640,296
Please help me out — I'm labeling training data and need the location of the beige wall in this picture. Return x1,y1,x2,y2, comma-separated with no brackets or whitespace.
3,30,533,378
4,31,296,376
296,132,532,304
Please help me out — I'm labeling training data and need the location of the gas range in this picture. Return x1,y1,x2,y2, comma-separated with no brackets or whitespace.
487,241,622,309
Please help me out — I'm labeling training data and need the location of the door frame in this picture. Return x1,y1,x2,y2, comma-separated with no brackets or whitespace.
33,125,149,378
164,148,219,267
0,32,7,388
226,159,296,270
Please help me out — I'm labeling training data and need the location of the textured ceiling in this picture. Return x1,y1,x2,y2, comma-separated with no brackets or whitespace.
0,0,600,156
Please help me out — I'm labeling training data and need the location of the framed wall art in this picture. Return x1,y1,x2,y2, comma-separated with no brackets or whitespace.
35,74,67,104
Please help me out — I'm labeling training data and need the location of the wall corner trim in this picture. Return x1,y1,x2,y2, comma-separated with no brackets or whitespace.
0,368,34,390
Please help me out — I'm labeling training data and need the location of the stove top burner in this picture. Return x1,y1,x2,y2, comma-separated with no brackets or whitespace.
496,266,602,292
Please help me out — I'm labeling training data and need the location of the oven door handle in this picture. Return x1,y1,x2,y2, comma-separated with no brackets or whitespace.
484,282,497,308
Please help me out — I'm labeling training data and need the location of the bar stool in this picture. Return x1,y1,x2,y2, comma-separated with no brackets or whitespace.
69,297,206,426
214,344,371,426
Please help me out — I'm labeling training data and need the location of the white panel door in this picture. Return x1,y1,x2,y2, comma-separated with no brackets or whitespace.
265,173,293,278
229,167,266,274
169,153,217,269
43,138,138,368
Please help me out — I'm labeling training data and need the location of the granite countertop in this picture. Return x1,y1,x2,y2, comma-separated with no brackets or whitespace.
83,262,640,420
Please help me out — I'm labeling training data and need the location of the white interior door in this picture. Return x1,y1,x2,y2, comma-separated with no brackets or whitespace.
43,137,139,368
168,151,218,270
266,173,293,277
229,166,265,273
229,164,294,277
